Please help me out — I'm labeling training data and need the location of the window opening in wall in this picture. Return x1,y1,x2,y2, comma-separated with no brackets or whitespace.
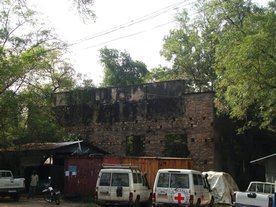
44,156,53,165
163,134,190,157
126,135,145,156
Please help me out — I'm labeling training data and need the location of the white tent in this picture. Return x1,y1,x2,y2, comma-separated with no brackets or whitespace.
203,171,239,204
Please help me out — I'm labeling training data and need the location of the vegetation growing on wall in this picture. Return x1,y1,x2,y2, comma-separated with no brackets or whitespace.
163,134,190,157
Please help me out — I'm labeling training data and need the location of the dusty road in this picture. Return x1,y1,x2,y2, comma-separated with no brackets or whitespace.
0,196,231,207
0,196,96,207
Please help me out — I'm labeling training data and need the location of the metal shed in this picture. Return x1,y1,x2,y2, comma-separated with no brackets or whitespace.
64,156,103,197
63,155,193,197
0,141,107,193
250,153,276,183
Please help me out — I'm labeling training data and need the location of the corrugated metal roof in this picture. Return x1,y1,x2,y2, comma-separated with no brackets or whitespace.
0,140,83,151
250,153,276,163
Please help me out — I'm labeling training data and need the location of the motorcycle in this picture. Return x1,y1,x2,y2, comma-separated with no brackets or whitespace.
42,177,61,205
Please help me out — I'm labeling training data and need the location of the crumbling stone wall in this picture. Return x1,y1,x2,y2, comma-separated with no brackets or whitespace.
54,80,215,171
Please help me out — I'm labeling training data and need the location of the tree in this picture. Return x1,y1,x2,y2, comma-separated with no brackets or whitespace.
100,47,149,87
0,1,79,146
75,73,96,88
0,0,68,94
73,0,95,21
210,0,276,132
144,66,176,83
160,8,217,92
16,0,95,21
0,91,22,147
160,0,275,132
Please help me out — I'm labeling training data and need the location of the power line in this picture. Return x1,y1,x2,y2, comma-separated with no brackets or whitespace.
81,0,224,50
69,0,195,46
84,20,176,49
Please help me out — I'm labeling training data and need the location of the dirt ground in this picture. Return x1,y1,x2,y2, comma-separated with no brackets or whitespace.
0,196,97,207
0,195,231,207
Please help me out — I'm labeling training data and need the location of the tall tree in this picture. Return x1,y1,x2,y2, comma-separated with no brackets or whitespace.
144,66,176,83
210,0,276,132
73,0,95,21
100,47,149,87
17,0,95,21
0,0,78,146
160,0,275,132
161,8,217,92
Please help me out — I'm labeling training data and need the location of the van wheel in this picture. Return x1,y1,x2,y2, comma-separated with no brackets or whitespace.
142,194,152,207
142,199,151,207
133,195,141,207
195,199,201,207
208,197,214,207
11,194,19,201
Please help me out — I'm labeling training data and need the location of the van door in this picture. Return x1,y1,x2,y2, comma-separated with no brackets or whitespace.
170,172,191,205
110,172,130,202
155,172,191,205
155,172,171,204
193,174,210,205
98,172,112,201
134,171,148,201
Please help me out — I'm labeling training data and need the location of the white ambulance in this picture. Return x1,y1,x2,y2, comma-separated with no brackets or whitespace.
152,169,214,207
95,164,152,207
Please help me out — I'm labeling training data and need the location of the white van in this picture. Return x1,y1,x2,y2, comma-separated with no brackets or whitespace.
152,169,214,207
95,164,151,206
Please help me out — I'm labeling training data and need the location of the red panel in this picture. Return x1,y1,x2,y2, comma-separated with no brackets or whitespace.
103,155,122,165
64,156,103,197
64,156,193,197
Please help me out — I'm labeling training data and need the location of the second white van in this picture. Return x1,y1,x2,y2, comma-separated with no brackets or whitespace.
152,169,214,207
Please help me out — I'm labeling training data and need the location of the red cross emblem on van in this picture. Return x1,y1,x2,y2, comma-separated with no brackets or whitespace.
174,192,185,204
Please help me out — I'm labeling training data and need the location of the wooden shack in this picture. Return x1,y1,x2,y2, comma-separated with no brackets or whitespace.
63,155,193,197
121,156,193,188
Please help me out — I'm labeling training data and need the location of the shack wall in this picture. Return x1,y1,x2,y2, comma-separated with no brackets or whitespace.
121,156,193,188
63,155,193,197
63,156,103,197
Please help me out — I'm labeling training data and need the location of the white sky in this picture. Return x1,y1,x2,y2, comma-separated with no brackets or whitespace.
29,0,269,86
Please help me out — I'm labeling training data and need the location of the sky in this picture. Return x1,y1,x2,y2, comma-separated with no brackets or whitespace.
29,0,269,86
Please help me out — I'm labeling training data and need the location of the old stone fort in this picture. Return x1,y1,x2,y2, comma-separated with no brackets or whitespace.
54,79,275,188
54,80,217,169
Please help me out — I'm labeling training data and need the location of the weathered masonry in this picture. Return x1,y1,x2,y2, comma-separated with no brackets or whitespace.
54,80,217,171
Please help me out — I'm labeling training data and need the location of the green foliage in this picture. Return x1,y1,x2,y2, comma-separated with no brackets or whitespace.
0,0,78,147
18,87,67,144
73,0,96,21
0,91,22,147
160,0,275,132
16,0,96,22
163,134,190,157
160,9,217,92
126,135,145,156
100,47,149,87
213,0,276,132
144,66,176,83
76,73,96,89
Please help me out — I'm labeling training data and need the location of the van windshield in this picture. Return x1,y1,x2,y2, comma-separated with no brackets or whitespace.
157,173,189,188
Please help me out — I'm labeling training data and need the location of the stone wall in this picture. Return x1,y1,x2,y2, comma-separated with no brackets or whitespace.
54,80,215,171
